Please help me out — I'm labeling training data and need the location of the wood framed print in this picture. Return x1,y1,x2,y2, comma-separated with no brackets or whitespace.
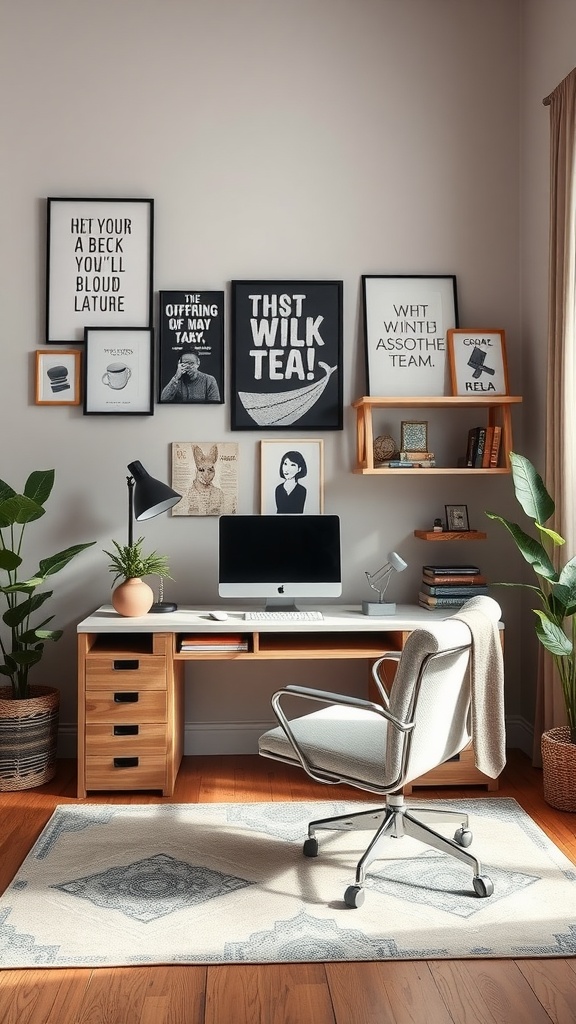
445,503,470,532
170,442,238,516
158,290,224,404
447,328,509,396
400,420,428,452
260,439,324,515
46,197,154,344
231,280,343,430
83,327,153,415
35,350,81,405
362,274,458,397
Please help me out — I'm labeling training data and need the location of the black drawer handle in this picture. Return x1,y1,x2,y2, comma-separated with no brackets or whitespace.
113,659,140,671
113,692,139,704
113,757,139,769
113,725,139,736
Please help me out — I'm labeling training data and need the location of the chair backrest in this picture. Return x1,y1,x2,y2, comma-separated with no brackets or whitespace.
385,596,501,785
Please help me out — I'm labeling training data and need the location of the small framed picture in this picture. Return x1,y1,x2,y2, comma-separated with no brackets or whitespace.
446,329,509,396
83,327,154,415
401,420,428,452
260,439,324,514
445,504,470,532
170,442,239,516
35,350,81,405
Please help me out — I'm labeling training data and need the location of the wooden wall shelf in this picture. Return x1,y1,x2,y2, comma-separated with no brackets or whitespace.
414,530,487,541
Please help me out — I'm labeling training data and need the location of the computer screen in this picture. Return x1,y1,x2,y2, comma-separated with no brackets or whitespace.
218,514,342,608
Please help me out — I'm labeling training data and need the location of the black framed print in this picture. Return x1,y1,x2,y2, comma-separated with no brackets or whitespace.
46,197,154,344
158,291,224,404
83,327,154,415
362,275,458,397
231,280,343,430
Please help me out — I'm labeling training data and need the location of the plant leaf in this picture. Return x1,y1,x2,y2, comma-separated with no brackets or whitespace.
38,542,96,578
0,494,45,529
0,549,21,571
23,470,55,507
533,610,573,656
485,512,557,579
509,452,555,525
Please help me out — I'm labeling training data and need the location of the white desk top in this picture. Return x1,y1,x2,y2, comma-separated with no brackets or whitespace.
77,603,453,634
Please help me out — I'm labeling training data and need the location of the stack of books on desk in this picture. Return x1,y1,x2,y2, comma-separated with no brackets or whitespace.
418,564,489,610
179,634,249,652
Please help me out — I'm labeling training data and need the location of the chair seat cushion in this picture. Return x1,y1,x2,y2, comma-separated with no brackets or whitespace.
259,704,389,788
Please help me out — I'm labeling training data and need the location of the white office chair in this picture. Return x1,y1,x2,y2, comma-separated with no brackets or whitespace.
258,596,503,907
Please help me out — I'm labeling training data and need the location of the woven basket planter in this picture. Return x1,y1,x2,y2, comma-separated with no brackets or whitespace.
541,727,576,812
0,685,60,791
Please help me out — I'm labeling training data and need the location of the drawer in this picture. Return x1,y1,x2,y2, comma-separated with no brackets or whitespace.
85,755,166,791
85,689,167,724
85,655,167,690
86,722,167,755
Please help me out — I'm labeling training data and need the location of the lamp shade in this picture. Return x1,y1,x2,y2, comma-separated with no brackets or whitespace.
388,551,408,573
127,460,181,520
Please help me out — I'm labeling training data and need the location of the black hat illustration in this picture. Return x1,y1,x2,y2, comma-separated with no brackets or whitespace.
46,365,70,392
467,348,495,379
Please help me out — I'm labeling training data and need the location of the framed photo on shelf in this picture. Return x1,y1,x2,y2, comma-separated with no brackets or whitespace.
231,280,343,430
400,420,428,452
83,327,154,415
445,504,470,532
446,328,509,396
362,274,458,397
35,350,81,405
158,290,224,404
170,441,239,516
260,439,324,515
46,197,154,344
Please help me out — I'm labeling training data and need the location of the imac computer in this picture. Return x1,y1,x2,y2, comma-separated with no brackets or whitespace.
218,514,342,609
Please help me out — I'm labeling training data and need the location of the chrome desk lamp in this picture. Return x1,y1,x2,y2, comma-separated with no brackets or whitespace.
362,550,408,616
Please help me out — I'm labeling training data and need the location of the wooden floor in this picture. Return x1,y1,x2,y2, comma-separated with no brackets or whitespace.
0,750,574,1024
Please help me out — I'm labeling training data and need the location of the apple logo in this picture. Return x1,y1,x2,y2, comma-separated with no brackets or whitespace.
277,585,285,594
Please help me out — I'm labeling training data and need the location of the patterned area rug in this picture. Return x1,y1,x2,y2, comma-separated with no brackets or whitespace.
1,798,575,968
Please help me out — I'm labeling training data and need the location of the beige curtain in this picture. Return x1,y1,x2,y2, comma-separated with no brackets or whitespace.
534,69,576,762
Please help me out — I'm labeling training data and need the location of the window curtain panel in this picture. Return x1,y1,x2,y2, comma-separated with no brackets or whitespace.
535,68,576,762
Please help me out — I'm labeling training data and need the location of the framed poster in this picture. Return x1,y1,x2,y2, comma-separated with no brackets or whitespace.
231,280,343,430
35,350,81,405
170,441,238,516
362,275,458,397
158,290,224,404
446,328,509,396
46,197,154,343
445,504,470,531
260,439,324,514
83,327,154,415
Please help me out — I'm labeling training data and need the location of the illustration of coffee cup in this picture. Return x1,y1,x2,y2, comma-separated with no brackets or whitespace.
102,363,131,389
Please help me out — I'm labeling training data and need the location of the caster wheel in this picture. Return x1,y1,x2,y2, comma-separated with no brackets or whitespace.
473,874,494,898
344,885,365,908
454,827,473,848
303,837,318,858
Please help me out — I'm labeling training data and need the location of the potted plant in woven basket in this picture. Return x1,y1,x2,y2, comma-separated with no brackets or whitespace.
486,452,576,811
103,537,172,616
0,470,95,791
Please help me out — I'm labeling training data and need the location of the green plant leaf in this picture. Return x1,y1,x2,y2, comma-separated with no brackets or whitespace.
510,452,555,524
533,610,573,656
23,469,54,507
2,591,52,627
0,479,16,505
0,494,45,529
0,550,21,571
485,512,557,579
39,541,96,578
1,576,44,594
9,649,44,667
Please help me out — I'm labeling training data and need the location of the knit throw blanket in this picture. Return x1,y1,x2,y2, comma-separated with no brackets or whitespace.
453,602,506,778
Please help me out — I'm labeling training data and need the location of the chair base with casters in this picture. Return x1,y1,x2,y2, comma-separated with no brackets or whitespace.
302,793,493,908
258,596,503,908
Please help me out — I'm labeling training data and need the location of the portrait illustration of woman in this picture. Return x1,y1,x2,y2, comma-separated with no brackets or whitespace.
275,450,307,514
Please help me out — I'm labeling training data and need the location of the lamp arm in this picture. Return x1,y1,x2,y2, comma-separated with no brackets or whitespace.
127,476,135,548
364,564,392,602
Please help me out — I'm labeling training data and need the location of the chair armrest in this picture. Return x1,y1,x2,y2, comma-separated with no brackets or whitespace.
371,652,402,707
271,684,414,734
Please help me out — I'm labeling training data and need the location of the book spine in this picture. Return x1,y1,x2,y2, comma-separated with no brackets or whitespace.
399,451,435,461
423,566,480,575
418,592,468,606
481,425,494,468
473,427,486,467
384,460,436,468
490,425,502,468
421,583,489,597
466,427,479,467
422,575,487,585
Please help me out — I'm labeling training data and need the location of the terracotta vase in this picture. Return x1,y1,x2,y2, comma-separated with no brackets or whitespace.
0,685,60,791
111,577,154,617
541,727,576,812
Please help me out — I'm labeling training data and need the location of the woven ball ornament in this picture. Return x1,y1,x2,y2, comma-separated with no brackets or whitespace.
373,435,396,463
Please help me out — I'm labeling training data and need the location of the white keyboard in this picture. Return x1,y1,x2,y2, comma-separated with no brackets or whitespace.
243,610,324,622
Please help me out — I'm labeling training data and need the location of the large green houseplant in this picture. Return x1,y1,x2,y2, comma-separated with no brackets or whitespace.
486,452,576,810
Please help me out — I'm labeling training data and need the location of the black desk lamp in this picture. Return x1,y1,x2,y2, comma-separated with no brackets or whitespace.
127,460,181,613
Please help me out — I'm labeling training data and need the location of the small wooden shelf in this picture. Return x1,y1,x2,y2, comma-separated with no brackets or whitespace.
352,395,522,475
414,530,487,541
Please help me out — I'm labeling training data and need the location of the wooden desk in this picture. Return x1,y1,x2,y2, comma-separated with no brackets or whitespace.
76,604,499,798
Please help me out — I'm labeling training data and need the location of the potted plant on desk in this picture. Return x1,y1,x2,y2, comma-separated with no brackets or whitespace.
104,537,173,616
0,470,95,790
486,452,576,811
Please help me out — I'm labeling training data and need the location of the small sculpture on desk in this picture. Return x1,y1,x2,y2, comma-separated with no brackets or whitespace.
433,518,443,533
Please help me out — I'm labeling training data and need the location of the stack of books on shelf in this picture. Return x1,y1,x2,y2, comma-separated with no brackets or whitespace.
465,425,502,468
418,564,489,610
179,634,249,652
380,451,436,468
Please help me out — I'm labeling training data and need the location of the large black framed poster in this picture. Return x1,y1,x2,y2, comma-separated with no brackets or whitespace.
158,291,224,404
231,280,343,430
46,197,154,344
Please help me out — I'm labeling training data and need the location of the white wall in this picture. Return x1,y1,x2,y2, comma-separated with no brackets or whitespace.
2,0,530,754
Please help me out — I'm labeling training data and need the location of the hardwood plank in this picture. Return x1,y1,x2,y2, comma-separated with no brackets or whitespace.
206,963,335,1024
430,960,557,1023
326,961,454,1024
516,959,576,1024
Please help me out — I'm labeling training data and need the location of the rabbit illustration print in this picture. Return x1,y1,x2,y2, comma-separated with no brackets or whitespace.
170,442,239,516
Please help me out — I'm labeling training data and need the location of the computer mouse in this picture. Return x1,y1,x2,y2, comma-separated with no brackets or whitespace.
208,611,228,621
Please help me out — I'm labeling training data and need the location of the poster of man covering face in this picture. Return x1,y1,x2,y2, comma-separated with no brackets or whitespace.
158,290,224,404
231,280,343,430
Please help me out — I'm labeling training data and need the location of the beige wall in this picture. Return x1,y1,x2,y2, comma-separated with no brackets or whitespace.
1,0,542,755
